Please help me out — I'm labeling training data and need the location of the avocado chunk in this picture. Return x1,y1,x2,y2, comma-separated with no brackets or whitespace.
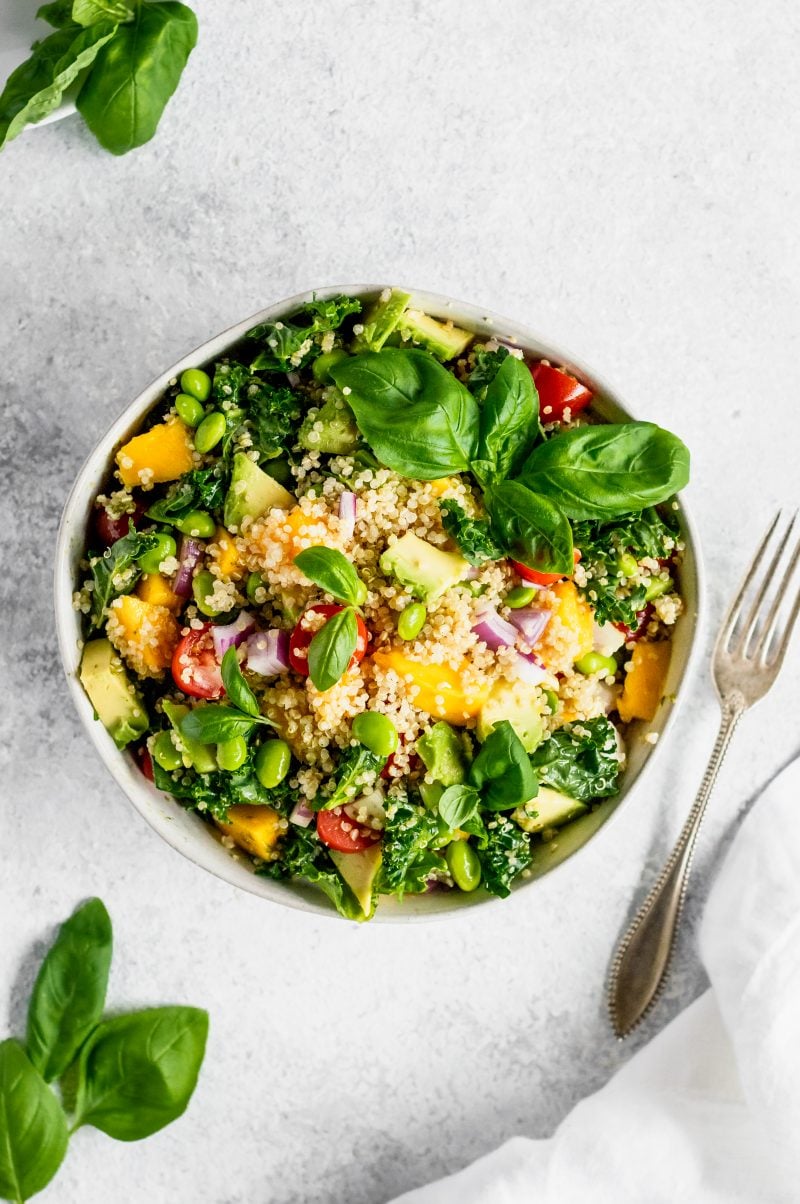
477,679,545,752
329,844,382,918
298,391,359,454
380,532,469,602
162,699,217,773
79,638,148,749
416,721,469,786
223,452,295,530
398,309,473,361
513,786,588,833
352,288,411,352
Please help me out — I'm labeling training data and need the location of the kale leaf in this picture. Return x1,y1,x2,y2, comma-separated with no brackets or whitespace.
572,507,678,627
440,499,503,565
477,817,532,898
145,465,228,524
258,824,363,920
152,754,295,822
317,745,385,811
530,716,622,803
467,345,510,399
212,361,303,464
247,295,362,372
88,528,158,627
380,798,443,897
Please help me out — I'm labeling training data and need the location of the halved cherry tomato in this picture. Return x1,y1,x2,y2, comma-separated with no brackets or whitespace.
531,362,593,423
614,603,654,642
289,603,368,677
172,623,225,699
134,744,154,782
316,806,381,853
511,548,581,587
94,498,147,548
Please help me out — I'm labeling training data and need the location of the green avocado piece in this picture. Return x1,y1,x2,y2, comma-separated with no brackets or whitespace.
398,308,473,361
513,786,588,833
380,532,469,602
352,288,411,352
79,638,148,749
162,699,217,773
416,721,469,786
477,679,545,752
298,391,359,454
223,452,295,530
329,844,382,918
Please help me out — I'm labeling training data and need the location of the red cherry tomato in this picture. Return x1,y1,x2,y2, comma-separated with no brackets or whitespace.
172,623,225,699
531,362,593,423
135,744,154,782
289,604,368,677
614,603,655,642
511,548,581,587
94,499,147,548
316,806,381,853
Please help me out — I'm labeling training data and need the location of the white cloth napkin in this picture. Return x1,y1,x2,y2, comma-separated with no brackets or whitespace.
394,757,800,1203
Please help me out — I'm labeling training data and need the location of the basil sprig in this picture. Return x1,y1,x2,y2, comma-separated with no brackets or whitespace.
294,546,367,607
437,721,538,829
180,647,272,744
0,899,208,1203
308,607,358,692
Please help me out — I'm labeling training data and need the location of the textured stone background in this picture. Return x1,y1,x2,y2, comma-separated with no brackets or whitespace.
2,1,800,1201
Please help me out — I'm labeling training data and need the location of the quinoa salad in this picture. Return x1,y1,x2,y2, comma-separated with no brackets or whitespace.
75,289,690,920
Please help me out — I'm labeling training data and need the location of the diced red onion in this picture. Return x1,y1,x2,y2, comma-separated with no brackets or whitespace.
211,611,256,658
338,491,357,539
508,607,550,646
245,628,290,676
511,651,549,685
289,799,314,827
472,608,518,650
173,536,204,597
464,564,480,580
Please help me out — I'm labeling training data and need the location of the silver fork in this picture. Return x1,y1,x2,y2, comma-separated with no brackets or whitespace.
608,511,800,1039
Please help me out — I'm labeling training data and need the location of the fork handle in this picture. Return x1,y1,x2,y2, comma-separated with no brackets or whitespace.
608,696,745,1037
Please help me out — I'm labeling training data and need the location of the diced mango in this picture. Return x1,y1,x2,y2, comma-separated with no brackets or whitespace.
617,641,671,723
136,572,182,612
427,477,458,498
116,418,195,488
107,594,180,676
535,580,594,670
215,805,282,860
211,526,244,580
372,649,490,725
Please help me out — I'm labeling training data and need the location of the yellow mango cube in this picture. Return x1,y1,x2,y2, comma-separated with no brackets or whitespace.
618,641,671,723
116,418,195,488
136,572,182,612
211,527,243,580
107,594,180,677
372,649,490,725
215,805,282,860
535,580,594,671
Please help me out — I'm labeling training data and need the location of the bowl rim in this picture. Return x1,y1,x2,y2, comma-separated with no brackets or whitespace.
54,283,704,923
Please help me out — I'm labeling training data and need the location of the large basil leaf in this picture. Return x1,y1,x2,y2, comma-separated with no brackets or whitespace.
76,2,197,155
307,607,358,692
36,1,77,27
330,349,479,479
486,480,573,575
73,0,134,25
473,354,538,486
0,1040,68,1202
468,721,538,810
518,422,690,520
180,705,265,744
26,898,112,1082
72,1006,208,1140
294,547,365,607
220,647,260,718
0,21,117,149
437,784,480,830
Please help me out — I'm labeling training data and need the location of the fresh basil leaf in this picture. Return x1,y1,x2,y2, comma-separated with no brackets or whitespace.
330,349,480,479
318,744,384,811
477,817,531,898
89,528,158,627
518,422,690,520
486,480,573,575
469,721,538,811
307,607,357,692
530,716,622,802
0,21,117,149
76,1,198,155
220,647,260,718
36,1,77,27
180,705,262,745
26,898,112,1083
439,499,503,566
293,546,365,607
437,784,480,830
72,1006,208,1141
0,1040,68,1203
72,0,134,25
473,354,539,486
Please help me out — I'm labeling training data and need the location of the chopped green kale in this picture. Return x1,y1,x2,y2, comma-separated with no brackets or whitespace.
530,716,621,803
477,816,532,898
572,508,679,628
247,295,362,372
258,824,363,920
440,499,503,565
88,528,158,628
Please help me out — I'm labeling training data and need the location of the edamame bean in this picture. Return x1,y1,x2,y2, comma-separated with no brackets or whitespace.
246,572,267,605
152,730,182,772
312,348,349,382
617,552,638,578
644,575,672,601
505,586,537,609
352,711,398,758
264,458,292,485
192,569,222,616
446,840,482,892
254,739,291,788
194,411,226,453
138,532,177,575
175,392,205,427
419,780,444,810
180,367,212,402
542,687,559,714
574,650,617,677
175,510,216,538
217,735,248,772
397,602,427,641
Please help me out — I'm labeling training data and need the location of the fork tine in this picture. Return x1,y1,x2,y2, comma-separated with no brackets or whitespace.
757,535,800,666
736,512,798,657
717,512,781,654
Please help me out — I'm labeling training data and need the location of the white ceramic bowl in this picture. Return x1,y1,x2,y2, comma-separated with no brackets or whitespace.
55,286,703,922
